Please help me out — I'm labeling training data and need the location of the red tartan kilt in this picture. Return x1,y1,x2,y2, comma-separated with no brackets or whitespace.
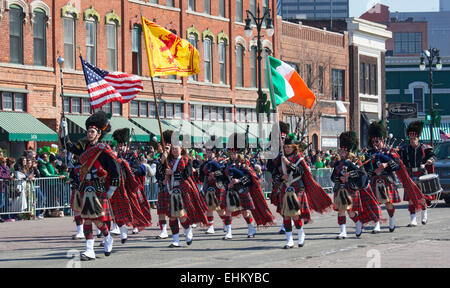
359,186,383,224
239,189,255,210
80,190,113,222
371,177,401,204
157,188,171,216
179,178,208,225
109,187,133,226
333,187,362,212
279,186,311,222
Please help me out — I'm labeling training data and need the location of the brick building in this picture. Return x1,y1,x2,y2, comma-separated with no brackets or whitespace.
277,18,350,151
0,0,278,157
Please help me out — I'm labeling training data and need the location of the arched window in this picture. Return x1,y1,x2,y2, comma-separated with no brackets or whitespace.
9,5,23,64
188,33,199,81
218,40,227,84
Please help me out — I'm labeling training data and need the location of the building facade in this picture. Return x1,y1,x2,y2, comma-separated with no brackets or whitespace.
277,0,349,21
0,0,278,157
361,4,450,143
278,18,350,151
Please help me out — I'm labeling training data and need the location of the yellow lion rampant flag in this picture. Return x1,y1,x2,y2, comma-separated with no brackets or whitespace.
142,16,200,77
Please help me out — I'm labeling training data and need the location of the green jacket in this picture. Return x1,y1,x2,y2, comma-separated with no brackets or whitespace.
38,159,58,177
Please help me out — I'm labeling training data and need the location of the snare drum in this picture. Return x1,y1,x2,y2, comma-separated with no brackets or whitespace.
418,174,443,195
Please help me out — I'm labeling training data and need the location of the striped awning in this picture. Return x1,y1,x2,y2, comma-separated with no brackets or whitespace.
404,121,450,142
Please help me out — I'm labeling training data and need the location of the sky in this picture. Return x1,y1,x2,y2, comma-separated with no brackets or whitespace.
350,0,440,17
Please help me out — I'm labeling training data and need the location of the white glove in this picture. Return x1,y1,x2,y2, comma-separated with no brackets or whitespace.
106,186,117,199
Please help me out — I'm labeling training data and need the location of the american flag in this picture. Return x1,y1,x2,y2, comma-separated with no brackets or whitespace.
440,129,450,140
80,56,143,109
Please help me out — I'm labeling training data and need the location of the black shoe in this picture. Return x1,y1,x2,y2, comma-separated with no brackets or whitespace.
80,254,95,261
298,243,304,248
336,236,347,240
222,236,232,240
422,220,427,225
96,233,102,239
99,242,104,247
168,244,180,248
104,252,111,257
407,224,417,228
279,230,286,235
371,230,380,234
121,238,127,244
356,232,362,238
389,226,396,232
247,234,255,238
283,245,293,249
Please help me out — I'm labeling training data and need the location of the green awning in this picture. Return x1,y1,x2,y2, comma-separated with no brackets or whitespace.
0,112,58,142
130,118,204,144
413,122,450,142
66,115,150,142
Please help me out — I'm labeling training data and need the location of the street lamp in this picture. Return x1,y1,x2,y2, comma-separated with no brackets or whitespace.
244,4,273,148
419,48,442,146
57,56,68,165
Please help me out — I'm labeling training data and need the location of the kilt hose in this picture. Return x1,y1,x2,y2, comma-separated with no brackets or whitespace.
358,185,384,225
299,159,334,215
391,152,426,212
371,176,401,204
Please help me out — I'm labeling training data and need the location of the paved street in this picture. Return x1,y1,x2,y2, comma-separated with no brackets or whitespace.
1,190,450,268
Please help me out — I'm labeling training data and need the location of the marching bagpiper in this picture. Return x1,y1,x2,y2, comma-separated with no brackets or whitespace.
110,128,152,244
399,121,436,226
222,133,275,240
331,132,367,239
67,111,118,261
162,133,209,247
276,134,334,249
364,121,401,233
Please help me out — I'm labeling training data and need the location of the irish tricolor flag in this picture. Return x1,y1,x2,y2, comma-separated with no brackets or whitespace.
267,56,316,109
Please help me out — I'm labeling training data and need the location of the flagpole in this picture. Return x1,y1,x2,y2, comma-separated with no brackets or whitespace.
266,55,287,175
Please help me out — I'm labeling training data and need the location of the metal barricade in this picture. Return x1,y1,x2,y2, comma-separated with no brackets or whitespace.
0,177,71,217
311,168,334,194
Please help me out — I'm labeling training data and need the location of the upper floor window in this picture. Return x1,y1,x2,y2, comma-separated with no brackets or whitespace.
413,87,425,114
250,46,257,88
236,44,244,87
219,41,227,84
1,92,25,112
219,0,226,17
203,0,211,14
33,9,47,66
62,97,92,115
236,0,243,22
132,25,142,75
331,69,345,101
188,0,196,11
10,5,24,64
86,20,97,65
63,17,76,69
188,34,199,81
166,0,175,7
106,23,118,71
394,32,422,55
204,37,212,82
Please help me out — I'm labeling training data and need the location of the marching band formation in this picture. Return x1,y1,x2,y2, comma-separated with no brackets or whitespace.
64,111,439,261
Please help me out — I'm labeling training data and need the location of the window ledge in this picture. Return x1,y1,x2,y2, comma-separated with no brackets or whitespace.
186,10,230,22
141,77,182,84
62,69,84,75
128,0,181,12
0,62,54,72
187,80,230,88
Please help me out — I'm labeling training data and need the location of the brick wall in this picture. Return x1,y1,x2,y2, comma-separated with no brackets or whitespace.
0,0,278,146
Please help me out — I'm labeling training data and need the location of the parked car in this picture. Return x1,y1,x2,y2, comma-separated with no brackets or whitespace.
434,141,450,205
